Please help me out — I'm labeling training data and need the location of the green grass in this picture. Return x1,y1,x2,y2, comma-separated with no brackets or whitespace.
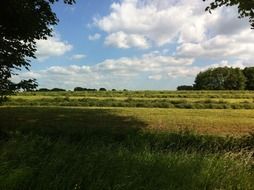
5,91,254,109
0,107,253,189
18,90,254,99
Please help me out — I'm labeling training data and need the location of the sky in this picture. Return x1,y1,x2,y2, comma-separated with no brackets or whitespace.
14,0,254,90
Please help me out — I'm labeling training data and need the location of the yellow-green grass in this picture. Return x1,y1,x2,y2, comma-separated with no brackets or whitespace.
5,94,254,109
2,106,254,136
18,90,254,99
0,106,253,190
9,95,254,103
112,108,254,136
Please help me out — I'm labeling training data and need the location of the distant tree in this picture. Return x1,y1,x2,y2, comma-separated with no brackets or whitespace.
51,88,66,92
243,67,254,90
99,88,107,91
74,87,85,91
203,0,254,28
0,0,75,102
177,85,194,91
112,89,116,91
38,88,50,92
87,88,97,92
194,67,246,90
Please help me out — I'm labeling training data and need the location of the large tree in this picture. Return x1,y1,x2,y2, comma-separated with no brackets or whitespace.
0,0,75,101
243,67,254,90
204,0,254,28
194,67,246,90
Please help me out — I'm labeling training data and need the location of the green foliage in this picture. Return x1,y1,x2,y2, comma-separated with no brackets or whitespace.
51,88,66,92
194,67,246,90
74,87,97,91
0,107,253,189
99,88,107,91
38,88,50,92
177,85,194,91
18,79,38,92
243,67,254,90
0,0,75,101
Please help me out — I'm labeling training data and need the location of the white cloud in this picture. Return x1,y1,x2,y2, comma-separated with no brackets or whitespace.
70,54,87,60
88,33,101,41
95,53,193,75
35,36,73,60
94,0,250,49
177,29,254,60
17,52,197,89
148,75,162,80
104,31,149,49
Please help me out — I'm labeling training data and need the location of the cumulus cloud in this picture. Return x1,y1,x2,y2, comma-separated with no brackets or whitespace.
93,0,250,49
88,33,101,41
95,53,193,76
17,51,253,89
35,36,73,60
16,52,197,89
177,29,254,60
70,54,87,60
105,31,149,49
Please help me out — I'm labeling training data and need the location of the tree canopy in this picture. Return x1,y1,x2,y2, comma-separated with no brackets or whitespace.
0,0,75,102
243,67,254,90
204,0,254,28
193,67,249,90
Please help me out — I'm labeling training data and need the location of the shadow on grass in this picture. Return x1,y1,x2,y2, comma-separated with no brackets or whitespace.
0,107,253,190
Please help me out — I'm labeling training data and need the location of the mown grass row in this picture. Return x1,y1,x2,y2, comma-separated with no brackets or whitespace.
5,96,254,109
0,107,253,190
19,90,254,99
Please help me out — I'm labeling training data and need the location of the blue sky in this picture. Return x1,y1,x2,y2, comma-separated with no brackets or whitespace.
15,0,253,90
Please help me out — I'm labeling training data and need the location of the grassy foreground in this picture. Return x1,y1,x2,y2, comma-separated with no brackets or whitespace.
0,107,253,189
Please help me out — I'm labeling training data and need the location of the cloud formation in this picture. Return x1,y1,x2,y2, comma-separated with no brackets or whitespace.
88,33,101,41
94,0,250,49
16,51,197,89
35,36,73,60
70,54,87,60
105,31,149,49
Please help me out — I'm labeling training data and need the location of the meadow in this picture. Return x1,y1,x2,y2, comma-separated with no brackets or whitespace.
0,91,254,189
5,90,254,109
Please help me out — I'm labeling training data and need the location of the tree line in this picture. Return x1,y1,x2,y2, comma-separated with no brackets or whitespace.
37,87,123,92
178,67,254,90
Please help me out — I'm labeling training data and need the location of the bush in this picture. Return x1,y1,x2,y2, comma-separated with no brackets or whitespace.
177,85,194,91
99,88,107,91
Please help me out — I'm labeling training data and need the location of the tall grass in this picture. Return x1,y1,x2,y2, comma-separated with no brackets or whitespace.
0,107,253,190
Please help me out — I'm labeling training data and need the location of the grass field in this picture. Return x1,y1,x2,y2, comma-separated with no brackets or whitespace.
4,91,254,109
0,91,254,189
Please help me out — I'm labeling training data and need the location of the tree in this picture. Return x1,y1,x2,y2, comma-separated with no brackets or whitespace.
18,79,38,92
194,67,246,90
204,0,254,28
51,88,66,92
99,88,107,91
38,88,50,92
177,85,194,91
74,87,85,91
243,67,254,90
223,68,246,90
0,0,75,102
